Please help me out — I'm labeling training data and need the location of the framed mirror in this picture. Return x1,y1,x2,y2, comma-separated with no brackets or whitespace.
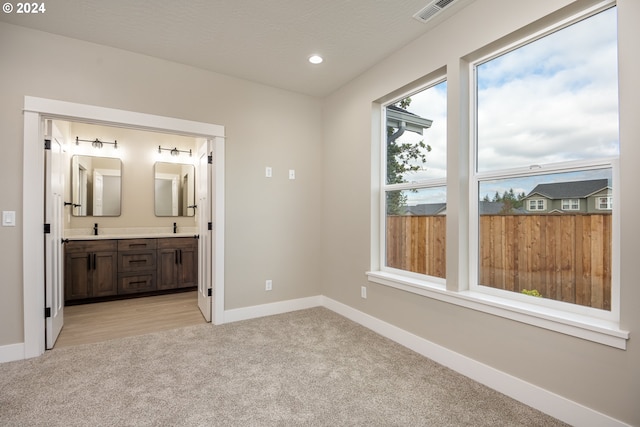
154,162,196,217
71,155,122,216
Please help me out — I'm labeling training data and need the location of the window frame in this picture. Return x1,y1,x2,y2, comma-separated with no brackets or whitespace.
528,199,547,211
469,160,619,316
378,77,448,286
561,199,580,211
368,0,628,349
470,3,620,323
598,196,613,210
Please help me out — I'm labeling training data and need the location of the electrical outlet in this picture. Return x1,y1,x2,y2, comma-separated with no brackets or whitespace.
265,167,273,178
361,286,367,299
266,279,272,291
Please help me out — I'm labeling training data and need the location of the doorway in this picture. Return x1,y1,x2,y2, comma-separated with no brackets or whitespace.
23,96,225,359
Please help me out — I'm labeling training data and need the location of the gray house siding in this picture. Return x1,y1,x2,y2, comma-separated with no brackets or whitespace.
523,179,611,214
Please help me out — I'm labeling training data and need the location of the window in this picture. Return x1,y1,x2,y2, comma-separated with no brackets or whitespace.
383,81,447,280
528,199,546,211
562,199,580,211
370,3,626,348
598,196,613,210
474,6,618,312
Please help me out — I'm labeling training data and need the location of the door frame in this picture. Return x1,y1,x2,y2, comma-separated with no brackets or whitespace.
22,96,226,359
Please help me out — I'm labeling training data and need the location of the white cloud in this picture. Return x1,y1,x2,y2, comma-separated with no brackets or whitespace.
477,7,618,172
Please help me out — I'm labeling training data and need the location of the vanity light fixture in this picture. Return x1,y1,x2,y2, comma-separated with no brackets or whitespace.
76,136,117,149
158,145,192,157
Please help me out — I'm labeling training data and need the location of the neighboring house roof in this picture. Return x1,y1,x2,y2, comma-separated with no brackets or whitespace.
403,203,446,215
526,179,610,199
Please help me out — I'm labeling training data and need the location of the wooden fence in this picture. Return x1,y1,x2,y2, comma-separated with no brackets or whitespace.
386,214,611,310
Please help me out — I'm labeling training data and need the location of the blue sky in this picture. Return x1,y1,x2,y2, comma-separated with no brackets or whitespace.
390,6,618,206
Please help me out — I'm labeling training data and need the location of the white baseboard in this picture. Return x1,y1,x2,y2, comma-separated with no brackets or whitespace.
321,296,629,427
0,342,25,363
223,295,323,323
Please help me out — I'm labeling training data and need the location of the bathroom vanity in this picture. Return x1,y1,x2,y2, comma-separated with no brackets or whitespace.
64,236,198,303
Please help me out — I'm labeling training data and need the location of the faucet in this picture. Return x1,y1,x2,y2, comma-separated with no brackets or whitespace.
173,222,177,234
93,223,98,236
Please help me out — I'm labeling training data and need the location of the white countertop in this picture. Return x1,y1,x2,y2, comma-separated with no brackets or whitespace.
64,233,198,241
64,227,199,240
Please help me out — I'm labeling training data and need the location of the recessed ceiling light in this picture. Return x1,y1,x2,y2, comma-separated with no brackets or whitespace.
308,55,323,64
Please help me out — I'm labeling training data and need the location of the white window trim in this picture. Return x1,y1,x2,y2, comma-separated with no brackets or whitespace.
467,1,622,345
379,78,448,284
597,196,613,210
369,1,627,350
528,198,547,211
469,2,621,327
561,199,580,210
367,270,629,349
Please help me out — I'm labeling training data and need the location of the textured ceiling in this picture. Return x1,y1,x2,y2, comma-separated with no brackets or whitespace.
0,0,474,97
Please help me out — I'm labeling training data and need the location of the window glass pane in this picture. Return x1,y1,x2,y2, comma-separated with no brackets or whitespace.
476,8,618,172
386,81,447,183
386,187,446,278
478,169,612,310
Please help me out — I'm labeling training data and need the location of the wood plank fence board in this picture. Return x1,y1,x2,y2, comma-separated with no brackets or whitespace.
386,214,611,310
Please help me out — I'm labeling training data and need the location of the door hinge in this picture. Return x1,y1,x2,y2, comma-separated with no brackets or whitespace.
208,153,213,164
207,288,212,297
45,307,51,318
44,223,51,234
208,222,213,231
44,139,51,150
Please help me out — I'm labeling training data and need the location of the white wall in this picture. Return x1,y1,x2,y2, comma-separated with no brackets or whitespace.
321,0,639,425
0,22,323,345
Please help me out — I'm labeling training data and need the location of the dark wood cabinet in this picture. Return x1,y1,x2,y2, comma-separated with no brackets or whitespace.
64,240,118,301
156,238,198,290
64,237,197,303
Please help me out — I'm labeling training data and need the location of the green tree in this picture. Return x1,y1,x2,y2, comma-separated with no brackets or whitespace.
483,188,527,213
386,98,432,215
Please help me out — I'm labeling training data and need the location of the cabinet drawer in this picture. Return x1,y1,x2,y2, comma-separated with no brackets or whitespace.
157,237,197,249
118,273,156,294
65,240,117,253
117,239,157,251
118,251,157,272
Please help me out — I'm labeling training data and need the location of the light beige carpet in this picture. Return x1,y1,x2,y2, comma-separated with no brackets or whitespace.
0,307,567,426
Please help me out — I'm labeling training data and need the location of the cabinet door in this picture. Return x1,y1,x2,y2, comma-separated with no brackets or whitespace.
157,247,179,290
92,251,118,297
65,251,91,300
178,243,198,288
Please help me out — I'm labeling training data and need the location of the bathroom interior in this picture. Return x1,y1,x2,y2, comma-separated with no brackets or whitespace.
50,119,208,347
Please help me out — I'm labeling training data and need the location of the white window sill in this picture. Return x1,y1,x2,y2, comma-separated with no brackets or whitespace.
366,271,629,350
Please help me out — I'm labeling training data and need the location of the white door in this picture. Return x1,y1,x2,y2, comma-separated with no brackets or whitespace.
171,176,179,216
197,139,212,321
93,170,104,216
45,121,65,348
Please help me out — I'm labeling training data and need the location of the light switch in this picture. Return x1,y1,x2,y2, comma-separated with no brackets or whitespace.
2,211,16,227
289,169,296,180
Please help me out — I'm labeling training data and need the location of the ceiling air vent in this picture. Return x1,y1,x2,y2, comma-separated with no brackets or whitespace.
413,0,457,24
